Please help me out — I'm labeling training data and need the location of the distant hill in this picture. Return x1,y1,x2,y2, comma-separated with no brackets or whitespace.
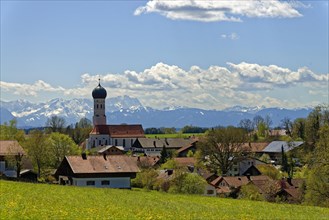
0,96,312,128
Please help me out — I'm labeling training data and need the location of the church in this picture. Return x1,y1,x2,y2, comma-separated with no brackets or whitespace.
86,80,145,150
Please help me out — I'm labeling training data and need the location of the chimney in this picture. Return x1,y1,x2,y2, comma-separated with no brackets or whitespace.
103,153,107,161
153,141,156,148
165,138,169,145
246,173,251,181
137,156,140,162
81,152,87,160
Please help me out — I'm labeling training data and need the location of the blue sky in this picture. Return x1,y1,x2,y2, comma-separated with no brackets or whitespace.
1,0,328,109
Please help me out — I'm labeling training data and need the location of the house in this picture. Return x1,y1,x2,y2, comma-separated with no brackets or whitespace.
131,137,196,156
227,156,266,176
134,156,161,168
276,178,305,203
96,145,125,155
262,141,304,164
0,140,34,179
86,81,145,150
176,142,197,157
54,154,140,188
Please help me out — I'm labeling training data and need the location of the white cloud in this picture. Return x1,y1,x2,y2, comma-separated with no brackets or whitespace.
134,0,304,22
1,62,327,109
221,32,239,40
0,80,64,97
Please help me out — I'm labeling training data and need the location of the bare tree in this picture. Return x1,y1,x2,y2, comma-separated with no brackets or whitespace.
45,116,66,133
198,127,247,175
281,117,293,137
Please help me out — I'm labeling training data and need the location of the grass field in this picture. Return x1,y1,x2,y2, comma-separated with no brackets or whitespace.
1,180,328,219
145,133,204,139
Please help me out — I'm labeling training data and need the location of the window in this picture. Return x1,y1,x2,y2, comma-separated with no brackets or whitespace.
207,190,214,195
105,140,108,145
131,139,134,146
100,104,102,109
99,140,101,145
123,139,126,147
115,139,118,146
86,181,95,186
101,180,110,185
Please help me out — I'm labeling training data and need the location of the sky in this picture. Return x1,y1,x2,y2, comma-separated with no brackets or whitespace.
1,0,328,110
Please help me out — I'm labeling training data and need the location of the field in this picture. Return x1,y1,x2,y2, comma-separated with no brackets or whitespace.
145,133,204,139
1,180,328,219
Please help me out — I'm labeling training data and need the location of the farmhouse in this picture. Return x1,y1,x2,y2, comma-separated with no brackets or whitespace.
261,141,304,164
131,137,197,156
86,81,145,150
55,154,139,188
0,140,35,180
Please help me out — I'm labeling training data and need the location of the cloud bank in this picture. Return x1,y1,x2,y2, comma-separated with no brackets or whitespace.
1,62,327,109
134,0,305,22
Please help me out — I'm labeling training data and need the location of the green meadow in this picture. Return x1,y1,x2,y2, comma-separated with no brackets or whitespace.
1,180,328,219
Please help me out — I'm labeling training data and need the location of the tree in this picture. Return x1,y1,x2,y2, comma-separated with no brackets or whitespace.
168,170,206,195
281,117,293,137
69,118,92,144
198,127,247,175
48,132,80,168
159,145,169,164
0,119,25,142
24,130,50,177
238,119,254,133
305,124,329,207
45,116,66,133
292,118,306,140
5,141,25,180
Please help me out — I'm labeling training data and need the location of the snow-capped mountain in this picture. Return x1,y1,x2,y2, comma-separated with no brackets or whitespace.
0,96,313,128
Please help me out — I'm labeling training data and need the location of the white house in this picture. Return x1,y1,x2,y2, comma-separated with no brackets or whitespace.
54,154,140,188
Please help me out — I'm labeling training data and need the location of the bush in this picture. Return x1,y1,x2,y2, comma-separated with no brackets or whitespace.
169,171,206,195
239,184,264,201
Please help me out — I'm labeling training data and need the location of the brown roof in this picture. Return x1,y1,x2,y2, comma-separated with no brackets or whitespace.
90,124,145,138
174,157,196,167
0,140,25,155
135,138,196,149
65,155,140,174
241,142,269,152
134,156,160,167
224,176,249,187
176,143,195,154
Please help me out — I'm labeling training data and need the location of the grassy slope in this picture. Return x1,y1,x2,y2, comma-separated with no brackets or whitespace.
1,180,328,220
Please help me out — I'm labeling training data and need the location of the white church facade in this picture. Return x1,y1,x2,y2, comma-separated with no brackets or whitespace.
86,81,145,150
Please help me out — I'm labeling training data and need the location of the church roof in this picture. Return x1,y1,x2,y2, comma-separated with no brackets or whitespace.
90,124,145,138
92,82,107,99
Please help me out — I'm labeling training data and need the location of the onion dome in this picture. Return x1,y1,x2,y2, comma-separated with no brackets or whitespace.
92,81,107,99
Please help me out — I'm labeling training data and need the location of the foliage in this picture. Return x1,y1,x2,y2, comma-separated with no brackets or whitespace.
258,153,271,164
281,117,293,137
257,164,282,180
292,118,306,140
67,118,92,144
1,180,329,219
180,125,208,134
198,127,247,175
0,119,25,142
169,171,206,195
160,159,177,170
48,132,80,168
131,168,158,190
186,150,194,157
159,145,168,164
238,119,254,132
304,124,329,207
45,116,66,133
22,130,50,177
239,184,264,201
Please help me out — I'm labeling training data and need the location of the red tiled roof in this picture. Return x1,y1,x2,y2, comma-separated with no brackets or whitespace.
176,143,194,154
65,155,140,174
241,142,269,152
90,124,145,138
174,157,196,167
0,140,25,155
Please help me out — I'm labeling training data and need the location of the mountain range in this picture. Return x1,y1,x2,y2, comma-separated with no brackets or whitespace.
0,96,312,129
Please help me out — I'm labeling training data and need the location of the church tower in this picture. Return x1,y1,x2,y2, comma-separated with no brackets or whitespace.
92,79,107,126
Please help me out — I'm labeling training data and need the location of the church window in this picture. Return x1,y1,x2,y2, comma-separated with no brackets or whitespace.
99,140,101,145
105,140,108,145
100,104,102,108
97,104,99,109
